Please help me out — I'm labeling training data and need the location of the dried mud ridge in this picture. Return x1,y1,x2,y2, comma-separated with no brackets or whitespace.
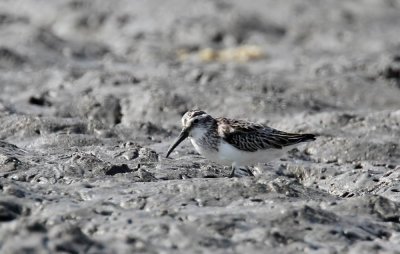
1,0,400,253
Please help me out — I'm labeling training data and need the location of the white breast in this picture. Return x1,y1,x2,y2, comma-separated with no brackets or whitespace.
188,127,222,163
189,137,223,164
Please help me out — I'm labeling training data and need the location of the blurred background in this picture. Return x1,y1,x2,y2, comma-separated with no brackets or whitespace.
1,0,400,131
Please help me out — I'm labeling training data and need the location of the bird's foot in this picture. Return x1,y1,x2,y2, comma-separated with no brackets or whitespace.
229,166,254,178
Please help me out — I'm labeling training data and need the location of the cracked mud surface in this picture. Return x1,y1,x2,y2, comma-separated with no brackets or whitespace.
1,0,400,253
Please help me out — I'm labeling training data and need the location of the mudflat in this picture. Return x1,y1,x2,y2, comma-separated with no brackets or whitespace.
1,0,400,253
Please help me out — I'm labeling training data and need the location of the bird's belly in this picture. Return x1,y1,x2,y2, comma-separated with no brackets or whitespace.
190,138,292,166
217,141,292,166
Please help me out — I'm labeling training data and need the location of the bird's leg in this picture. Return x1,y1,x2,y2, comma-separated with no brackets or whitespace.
229,162,237,178
229,167,235,178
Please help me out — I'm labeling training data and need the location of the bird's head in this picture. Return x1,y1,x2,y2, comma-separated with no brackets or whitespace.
166,110,215,158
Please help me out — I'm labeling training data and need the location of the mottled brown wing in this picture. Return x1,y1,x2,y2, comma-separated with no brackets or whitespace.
217,118,315,152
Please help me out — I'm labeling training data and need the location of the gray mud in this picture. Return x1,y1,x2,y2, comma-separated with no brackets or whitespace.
1,0,400,253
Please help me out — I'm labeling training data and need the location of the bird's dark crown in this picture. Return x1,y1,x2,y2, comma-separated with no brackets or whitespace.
181,110,215,129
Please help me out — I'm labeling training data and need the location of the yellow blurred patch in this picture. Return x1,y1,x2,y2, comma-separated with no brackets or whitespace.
178,45,264,63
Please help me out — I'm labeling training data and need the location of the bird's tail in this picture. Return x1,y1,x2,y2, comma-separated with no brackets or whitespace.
297,133,316,142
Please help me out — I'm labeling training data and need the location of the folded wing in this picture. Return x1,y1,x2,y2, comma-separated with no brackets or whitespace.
217,118,315,152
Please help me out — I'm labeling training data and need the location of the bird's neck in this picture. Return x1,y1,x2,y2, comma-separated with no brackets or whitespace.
190,127,208,140
189,118,218,141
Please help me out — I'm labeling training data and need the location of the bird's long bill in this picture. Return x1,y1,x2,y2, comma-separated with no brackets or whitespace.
166,128,189,158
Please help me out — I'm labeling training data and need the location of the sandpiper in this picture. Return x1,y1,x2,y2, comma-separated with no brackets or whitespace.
166,110,316,177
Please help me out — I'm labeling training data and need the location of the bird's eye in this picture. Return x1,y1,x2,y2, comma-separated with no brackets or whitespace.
193,119,199,124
